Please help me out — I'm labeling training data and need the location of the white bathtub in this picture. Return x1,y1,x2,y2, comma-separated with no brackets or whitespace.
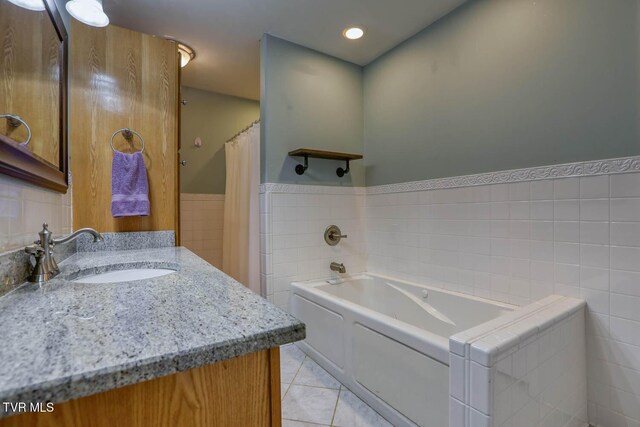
290,273,515,427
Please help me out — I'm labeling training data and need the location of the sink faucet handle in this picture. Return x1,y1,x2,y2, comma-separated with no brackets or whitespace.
24,244,49,284
26,226,104,284
25,245,45,257
24,244,45,269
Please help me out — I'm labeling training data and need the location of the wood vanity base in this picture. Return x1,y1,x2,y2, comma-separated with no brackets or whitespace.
1,348,281,427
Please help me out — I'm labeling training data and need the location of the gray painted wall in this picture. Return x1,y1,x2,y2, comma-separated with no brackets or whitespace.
364,0,640,186
180,86,260,194
261,34,364,186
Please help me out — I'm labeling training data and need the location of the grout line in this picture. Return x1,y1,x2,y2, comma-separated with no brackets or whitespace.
288,382,341,391
281,382,291,400
281,417,329,426
282,356,306,399
329,386,341,427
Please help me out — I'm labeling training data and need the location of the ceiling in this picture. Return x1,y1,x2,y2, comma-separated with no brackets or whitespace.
105,0,467,100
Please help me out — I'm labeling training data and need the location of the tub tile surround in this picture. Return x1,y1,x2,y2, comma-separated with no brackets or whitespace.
449,295,587,427
365,164,640,427
365,175,630,307
260,184,367,309
261,155,640,427
180,193,225,268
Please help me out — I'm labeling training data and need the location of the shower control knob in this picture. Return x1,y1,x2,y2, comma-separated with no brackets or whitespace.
324,225,347,246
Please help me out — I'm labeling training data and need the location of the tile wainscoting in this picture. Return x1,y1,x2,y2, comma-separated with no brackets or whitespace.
180,194,224,268
365,159,640,427
0,174,72,254
261,155,640,427
0,174,72,294
259,185,367,309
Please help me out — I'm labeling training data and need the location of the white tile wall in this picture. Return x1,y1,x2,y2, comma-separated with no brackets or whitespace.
260,185,366,310
180,193,224,268
0,174,72,253
260,162,640,426
450,295,587,427
365,171,640,427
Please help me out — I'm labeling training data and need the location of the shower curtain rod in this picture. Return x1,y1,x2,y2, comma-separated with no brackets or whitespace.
227,119,260,143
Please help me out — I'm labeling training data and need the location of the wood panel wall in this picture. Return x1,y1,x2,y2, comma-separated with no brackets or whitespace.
1,348,282,427
70,21,179,234
0,1,61,167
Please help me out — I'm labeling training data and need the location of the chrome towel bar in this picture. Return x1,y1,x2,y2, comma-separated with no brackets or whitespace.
110,128,145,154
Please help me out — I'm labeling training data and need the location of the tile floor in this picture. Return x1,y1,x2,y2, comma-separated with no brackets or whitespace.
280,344,393,427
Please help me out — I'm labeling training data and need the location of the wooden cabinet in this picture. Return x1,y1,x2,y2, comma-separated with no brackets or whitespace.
69,22,179,234
1,348,281,427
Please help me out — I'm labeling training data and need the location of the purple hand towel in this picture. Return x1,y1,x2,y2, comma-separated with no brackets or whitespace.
111,151,150,217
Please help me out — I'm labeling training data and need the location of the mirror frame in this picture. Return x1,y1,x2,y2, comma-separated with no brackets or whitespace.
0,0,68,193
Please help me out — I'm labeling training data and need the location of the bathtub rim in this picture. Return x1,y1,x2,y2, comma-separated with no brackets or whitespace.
296,272,517,311
290,272,517,365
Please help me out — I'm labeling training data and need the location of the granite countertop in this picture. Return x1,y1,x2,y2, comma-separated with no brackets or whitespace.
0,247,304,415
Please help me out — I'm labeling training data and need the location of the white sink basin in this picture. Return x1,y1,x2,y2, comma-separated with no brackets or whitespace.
73,268,176,284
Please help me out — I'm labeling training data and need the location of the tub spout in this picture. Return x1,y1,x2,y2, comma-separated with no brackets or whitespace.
330,262,346,273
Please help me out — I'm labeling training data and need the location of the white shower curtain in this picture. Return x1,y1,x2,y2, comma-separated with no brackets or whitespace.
222,122,261,294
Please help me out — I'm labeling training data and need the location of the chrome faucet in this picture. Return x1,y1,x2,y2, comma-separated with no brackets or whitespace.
330,262,346,274
25,224,104,284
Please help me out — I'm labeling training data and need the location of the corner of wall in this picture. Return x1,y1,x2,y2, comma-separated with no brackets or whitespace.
260,34,365,187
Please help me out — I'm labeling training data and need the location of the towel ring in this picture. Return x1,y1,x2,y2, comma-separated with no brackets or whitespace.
0,114,32,146
110,128,144,154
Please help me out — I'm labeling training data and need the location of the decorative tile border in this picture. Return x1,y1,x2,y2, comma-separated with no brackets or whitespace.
259,183,366,195
367,155,640,194
261,156,640,195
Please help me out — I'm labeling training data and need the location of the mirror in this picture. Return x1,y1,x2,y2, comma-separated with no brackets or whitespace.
0,0,68,192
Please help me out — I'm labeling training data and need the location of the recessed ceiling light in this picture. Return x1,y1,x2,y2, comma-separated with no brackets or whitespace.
6,0,46,11
66,0,109,27
343,27,365,40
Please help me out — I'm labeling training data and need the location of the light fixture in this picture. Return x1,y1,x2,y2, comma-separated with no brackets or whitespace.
177,43,196,68
66,0,109,28
6,0,46,11
343,27,365,40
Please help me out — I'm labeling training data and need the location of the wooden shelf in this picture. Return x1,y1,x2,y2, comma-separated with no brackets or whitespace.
288,148,363,177
288,148,363,161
